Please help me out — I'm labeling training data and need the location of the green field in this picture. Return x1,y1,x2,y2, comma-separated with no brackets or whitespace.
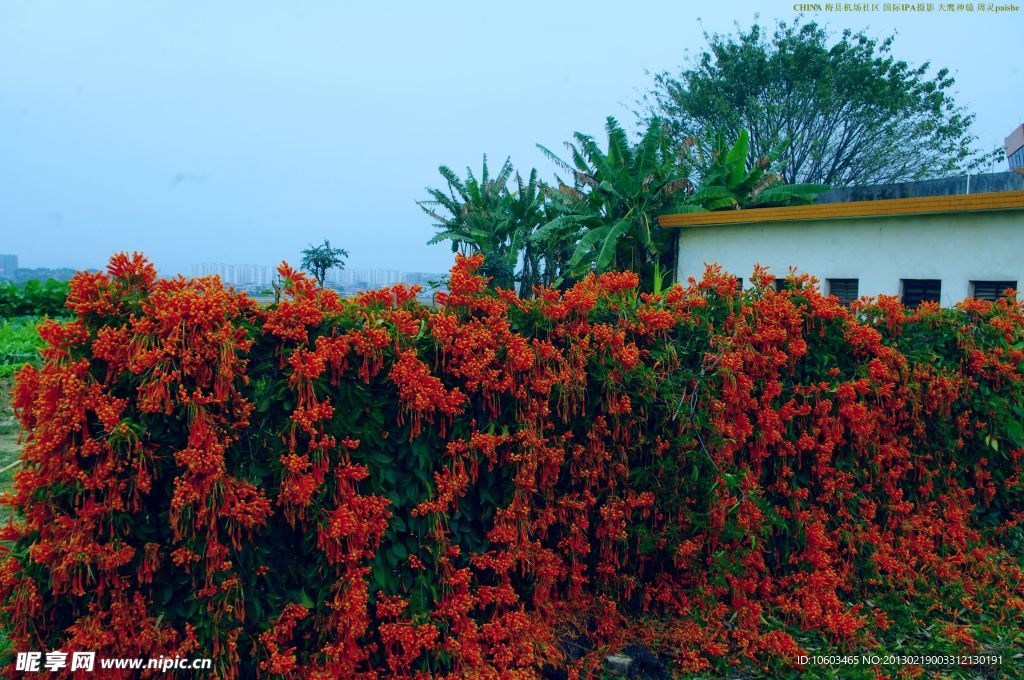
0,317,42,511
0,316,40,498
1,376,19,522
0,317,42,378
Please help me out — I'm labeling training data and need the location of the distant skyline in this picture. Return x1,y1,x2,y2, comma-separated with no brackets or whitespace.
1,1,1021,276
188,261,446,288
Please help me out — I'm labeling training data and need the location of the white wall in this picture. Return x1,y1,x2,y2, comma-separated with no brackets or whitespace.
675,210,1024,305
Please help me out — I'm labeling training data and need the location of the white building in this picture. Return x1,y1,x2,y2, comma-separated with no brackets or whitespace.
661,178,1024,307
191,263,276,287
325,268,444,290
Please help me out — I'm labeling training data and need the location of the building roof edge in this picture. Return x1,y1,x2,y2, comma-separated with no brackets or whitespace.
658,190,1024,229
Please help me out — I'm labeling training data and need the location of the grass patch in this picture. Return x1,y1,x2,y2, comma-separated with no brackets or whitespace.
0,376,20,513
0,315,37,522
0,317,44,378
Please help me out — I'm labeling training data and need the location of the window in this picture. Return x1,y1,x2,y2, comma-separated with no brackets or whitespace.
971,280,1017,301
774,278,794,292
735,276,743,290
1010,145,1024,170
826,278,859,306
901,279,941,307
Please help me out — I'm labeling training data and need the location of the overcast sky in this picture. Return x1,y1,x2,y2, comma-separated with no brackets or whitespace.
1,1,1021,275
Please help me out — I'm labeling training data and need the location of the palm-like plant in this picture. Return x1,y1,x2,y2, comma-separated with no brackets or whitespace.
419,156,521,289
502,168,551,297
680,129,829,212
421,157,560,295
420,127,830,297
528,192,585,289
536,117,692,287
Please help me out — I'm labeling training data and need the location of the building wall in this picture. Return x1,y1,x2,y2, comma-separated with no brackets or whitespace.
817,171,1024,203
0,254,18,276
1006,125,1024,170
190,263,276,287
675,210,1023,305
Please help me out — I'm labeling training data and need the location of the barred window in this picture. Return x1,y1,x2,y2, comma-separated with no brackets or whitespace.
826,278,859,306
970,280,1017,301
901,279,941,308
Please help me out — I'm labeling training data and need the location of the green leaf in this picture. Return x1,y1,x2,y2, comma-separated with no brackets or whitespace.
566,219,631,274
725,128,749,170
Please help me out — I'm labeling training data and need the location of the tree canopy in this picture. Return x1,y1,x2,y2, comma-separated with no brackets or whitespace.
640,18,1000,187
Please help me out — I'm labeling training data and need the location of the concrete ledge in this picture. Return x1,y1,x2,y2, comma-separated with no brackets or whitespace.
659,190,1024,229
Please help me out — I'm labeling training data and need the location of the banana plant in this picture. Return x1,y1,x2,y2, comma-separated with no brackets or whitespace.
419,156,521,289
536,116,693,287
421,158,560,294
529,195,588,289
678,129,829,213
502,168,551,297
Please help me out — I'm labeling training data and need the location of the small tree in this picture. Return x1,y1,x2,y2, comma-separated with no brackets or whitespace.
300,240,349,287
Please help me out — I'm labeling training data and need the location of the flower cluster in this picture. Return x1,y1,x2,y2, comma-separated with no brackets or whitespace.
2,252,1022,677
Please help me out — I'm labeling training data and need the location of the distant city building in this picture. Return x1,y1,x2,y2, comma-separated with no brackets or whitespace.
191,263,276,287
315,267,446,291
326,268,404,288
1007,124,1024,171
0,254,18,277
189,263,446,293
0,258,84,284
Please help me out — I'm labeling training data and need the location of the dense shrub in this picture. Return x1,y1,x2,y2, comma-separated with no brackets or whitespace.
1,252,1022,678
0,279,70,319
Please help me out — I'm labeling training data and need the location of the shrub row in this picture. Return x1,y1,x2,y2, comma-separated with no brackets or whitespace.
2,252,1023,677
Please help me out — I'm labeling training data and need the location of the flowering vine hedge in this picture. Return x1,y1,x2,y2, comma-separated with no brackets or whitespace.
2,252,1023,678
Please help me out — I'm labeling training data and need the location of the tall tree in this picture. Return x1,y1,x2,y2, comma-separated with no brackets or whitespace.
641,19,1001,187
300,239,349,287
